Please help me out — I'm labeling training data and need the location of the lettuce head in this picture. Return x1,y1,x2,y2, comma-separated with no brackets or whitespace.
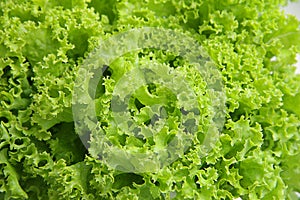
0,0,300,199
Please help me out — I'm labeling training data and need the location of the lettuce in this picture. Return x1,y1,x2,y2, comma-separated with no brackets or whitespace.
0,0,300,199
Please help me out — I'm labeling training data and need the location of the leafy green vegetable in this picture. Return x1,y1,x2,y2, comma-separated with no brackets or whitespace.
0,0,300,199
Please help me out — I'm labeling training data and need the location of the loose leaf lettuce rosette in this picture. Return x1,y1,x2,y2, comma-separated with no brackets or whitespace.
1,0,300,199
